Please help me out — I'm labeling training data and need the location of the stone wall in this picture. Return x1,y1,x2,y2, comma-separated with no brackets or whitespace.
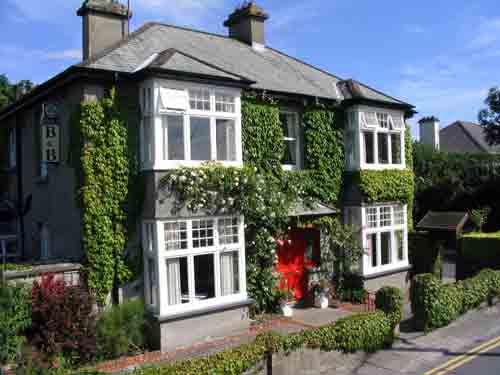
244,348,368,375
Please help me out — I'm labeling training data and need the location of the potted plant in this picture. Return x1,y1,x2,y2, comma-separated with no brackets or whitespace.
280,287,294,317
313,278,330,309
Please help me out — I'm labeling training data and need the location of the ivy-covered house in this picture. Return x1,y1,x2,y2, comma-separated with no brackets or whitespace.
0,0,415,351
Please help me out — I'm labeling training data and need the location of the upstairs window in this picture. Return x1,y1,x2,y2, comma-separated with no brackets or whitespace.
280,112,300,170
140,83,241,169
361,111,404,167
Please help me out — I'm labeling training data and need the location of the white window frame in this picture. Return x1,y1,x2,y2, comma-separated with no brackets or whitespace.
139,79,243,170
280,110,301,171
360,204,408,276
142,215,247,317
355,106,406,170
8,128,16,168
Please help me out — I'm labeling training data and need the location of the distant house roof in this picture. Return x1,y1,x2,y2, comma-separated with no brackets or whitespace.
417,211,469,232
440,121,500,154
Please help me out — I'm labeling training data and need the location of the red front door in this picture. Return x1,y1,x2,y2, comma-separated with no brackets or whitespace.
276,228,320,300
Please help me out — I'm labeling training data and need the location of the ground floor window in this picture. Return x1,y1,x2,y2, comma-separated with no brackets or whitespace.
143,215,247,315
361,204,408,275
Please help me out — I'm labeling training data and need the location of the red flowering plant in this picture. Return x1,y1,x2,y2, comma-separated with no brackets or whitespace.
30,273,97,364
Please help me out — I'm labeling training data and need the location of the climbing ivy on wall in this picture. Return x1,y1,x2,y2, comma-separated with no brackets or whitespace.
355,169,414,205
303,106,344,204
241,96,284,175
77,89,133,303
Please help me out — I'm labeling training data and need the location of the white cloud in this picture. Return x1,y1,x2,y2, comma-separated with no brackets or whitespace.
469,17,500,49
0,45,81,62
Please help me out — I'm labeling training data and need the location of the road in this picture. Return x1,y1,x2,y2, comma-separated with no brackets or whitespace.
423,335,500,375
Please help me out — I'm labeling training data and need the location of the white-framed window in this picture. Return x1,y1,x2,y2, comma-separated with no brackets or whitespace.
280,111,300,170
361,204,408,275
143,215,247,316
359,110,405,169
140,81,242,170
8,128,16,168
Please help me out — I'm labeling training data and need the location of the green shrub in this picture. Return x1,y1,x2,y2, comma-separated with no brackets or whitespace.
334,312,393,352
411,270,500,331
96,299,146,360
0,283,31,364
459,232,500,279
375,287,404,327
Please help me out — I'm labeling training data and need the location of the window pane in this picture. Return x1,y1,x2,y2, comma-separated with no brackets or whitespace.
143,117,153,162
145,223,154,252
367,233,378,268
391,133,401,164
192,219,214,248
364,112,378,127
194,254,215,300
162,115,184,160
215,93,235,113
148,259,156,306
364,132,374,164
381,232,391,265
280,113,297,138
220,251,240,296
164,221,188,251
394,206,405,225
283,140,297,165
380,207,392,227
378,133,389,164
377,113,389,128
190,117,211,160
366,207,378,228
189,89,210,111
396,230,405,261
216,119,236,161
166,257,189,305
218,217,239,245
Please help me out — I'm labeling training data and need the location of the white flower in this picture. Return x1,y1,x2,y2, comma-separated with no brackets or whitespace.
179,176,187,182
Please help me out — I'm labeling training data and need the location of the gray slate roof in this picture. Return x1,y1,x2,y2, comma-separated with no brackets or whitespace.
81,22,411,106
417,211,469,232
440,121,500,154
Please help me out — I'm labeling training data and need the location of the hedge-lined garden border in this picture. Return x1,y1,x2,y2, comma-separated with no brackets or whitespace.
128,287,403,375
411,269,500,332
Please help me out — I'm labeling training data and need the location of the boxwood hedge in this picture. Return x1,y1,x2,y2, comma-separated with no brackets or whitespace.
411,269,500,331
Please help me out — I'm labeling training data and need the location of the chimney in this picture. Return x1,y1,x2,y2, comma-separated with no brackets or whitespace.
77,0,132,61
418,116,441,151
223,2,269,49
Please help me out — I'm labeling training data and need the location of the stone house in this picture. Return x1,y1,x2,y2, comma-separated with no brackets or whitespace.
0,0,415,351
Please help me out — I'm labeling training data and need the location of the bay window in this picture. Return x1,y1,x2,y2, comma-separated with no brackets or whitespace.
143,216,247,316
361,204,408,275
359,110,405,169
140,81,242,170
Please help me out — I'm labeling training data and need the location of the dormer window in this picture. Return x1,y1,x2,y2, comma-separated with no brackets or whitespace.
140,81,242,170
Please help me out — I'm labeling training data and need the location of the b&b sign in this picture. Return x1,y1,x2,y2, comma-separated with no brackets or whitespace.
41,124,60,163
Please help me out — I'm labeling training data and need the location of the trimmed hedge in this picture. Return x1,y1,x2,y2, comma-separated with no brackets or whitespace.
459,232,500,279
131,291,404,375
375,286,404,328
411,269,500,331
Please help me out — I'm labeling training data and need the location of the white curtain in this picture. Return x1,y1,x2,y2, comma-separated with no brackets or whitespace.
221,252,238,296
167,258,182,305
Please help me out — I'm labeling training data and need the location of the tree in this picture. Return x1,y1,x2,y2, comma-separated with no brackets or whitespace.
0,74,34,111
479,87,500,145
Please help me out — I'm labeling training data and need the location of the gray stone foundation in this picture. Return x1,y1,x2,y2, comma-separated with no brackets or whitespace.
148,299,253,352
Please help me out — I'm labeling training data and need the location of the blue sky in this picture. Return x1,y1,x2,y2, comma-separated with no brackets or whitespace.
1,0,500,138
